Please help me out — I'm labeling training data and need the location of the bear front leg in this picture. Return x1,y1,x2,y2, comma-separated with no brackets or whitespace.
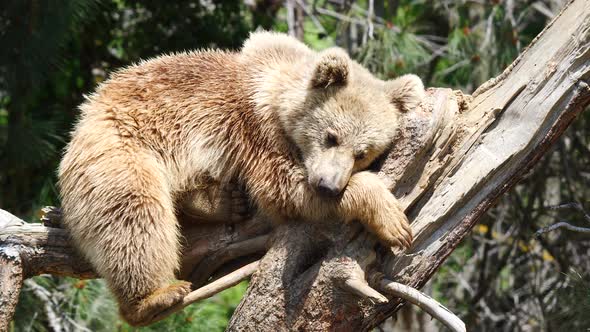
340,171,413,249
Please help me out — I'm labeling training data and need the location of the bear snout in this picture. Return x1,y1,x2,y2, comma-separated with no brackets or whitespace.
308,148,354,197
316,177,343,197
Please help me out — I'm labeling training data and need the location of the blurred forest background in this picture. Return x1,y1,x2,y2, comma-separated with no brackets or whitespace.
1,0,589,331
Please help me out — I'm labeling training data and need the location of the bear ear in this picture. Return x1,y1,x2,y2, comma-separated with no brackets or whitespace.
309,48,350,89
386,74,425,112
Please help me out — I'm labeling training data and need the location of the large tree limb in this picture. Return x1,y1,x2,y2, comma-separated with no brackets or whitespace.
1,0,589,330
228,0,590,330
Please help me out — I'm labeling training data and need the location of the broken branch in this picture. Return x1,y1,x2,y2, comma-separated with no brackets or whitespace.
342,277,388,304
378,278,466,332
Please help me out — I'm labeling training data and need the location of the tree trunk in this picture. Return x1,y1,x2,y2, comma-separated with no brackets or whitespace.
1,0,589,331
228,0,590,330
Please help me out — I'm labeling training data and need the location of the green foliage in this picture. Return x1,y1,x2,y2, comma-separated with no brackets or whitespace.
551,270,590,329
2,1,261,330
13,276,248,332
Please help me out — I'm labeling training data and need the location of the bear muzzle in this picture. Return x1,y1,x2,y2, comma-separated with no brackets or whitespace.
309,148,354,197
316,177,343,197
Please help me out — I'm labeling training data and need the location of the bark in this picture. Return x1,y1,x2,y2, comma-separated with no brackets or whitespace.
229,0,590,330
1,0,589,330
0,246,23,332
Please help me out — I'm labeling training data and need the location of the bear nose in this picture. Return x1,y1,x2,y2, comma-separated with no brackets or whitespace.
316,178,341,197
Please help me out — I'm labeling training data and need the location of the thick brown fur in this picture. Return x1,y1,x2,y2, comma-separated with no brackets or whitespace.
58,31,424,325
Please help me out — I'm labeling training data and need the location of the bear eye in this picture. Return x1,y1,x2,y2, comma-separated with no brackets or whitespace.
355,151,367,160
325,131,339,147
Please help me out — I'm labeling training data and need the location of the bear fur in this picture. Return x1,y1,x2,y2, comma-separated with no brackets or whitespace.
58,31,424,325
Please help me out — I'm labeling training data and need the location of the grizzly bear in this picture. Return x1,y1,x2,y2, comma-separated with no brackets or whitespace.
58,32,424,325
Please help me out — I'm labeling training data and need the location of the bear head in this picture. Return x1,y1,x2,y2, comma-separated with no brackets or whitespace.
280,48,425,197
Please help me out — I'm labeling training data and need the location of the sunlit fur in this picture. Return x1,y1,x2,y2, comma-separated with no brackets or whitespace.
58,31,424,325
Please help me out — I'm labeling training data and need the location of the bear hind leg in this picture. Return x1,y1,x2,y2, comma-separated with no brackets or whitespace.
120,281,192,326
108,182,191,326
72,155,192,326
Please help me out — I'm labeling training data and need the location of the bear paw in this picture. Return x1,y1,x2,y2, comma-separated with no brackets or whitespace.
227,183,253,223
364,196,413,249
121,281,192,326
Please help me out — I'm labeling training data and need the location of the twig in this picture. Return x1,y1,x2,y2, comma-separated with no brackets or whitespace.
366,0,375,42
148,260,259,325
24,279,66,332
433,59,470,79
295,0,330,39
536,202,590,235
532,2,557,19
545,202,590,223
314,6,372,27
535,221,590,236
378,278,467,332
480,8,495,51
505,0,521,50
286,0,297,38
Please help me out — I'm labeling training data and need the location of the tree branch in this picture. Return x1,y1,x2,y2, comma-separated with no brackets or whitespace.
535,221,590,236
378,278,466,332
536,202,590,235
0,208,270,328
228,0,590,329
149,260,260,325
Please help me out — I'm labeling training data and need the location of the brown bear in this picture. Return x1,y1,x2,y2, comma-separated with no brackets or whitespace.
58,31,424,325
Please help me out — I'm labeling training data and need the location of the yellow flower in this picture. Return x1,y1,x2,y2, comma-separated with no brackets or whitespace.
542,249,555,262
476,224,489,234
